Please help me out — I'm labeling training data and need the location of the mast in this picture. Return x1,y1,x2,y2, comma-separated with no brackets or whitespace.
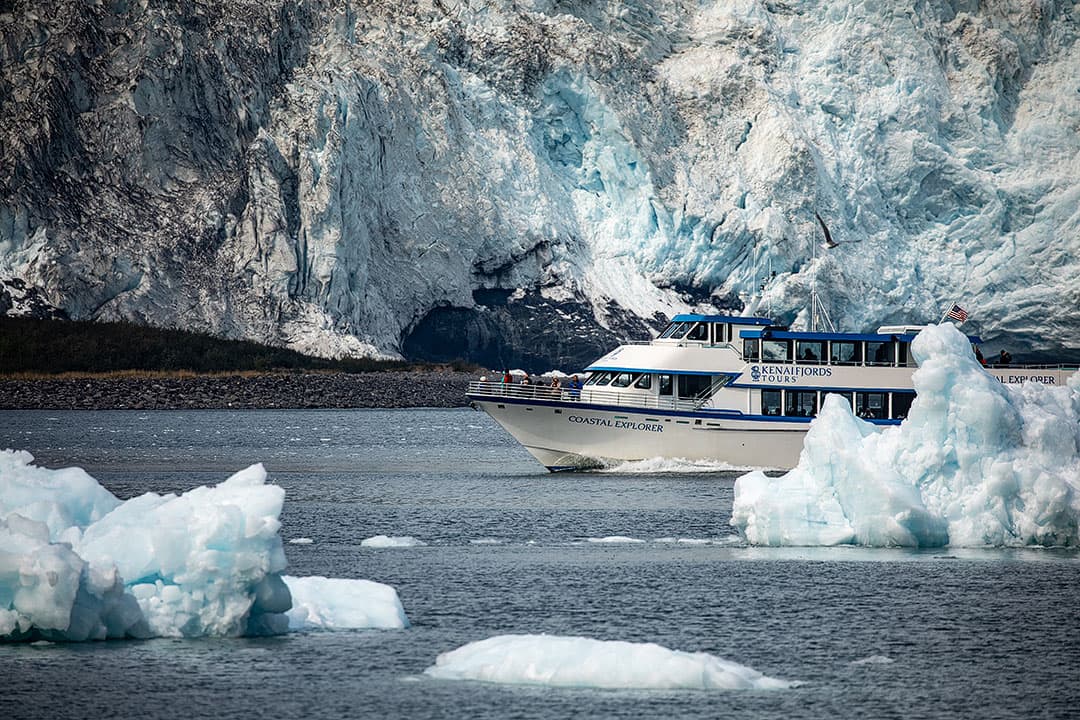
810,215,835,333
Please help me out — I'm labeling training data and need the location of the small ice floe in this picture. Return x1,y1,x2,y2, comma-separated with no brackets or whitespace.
731,324,1080,548
424,634,793,690
288,537,314,545
361,535,427,548
653,537,715,545
586,536,645,544
850,655,895,666
283,576,409,630
469,538,503,545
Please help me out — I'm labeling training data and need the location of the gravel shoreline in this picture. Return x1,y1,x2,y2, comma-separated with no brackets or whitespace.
0,371,477,410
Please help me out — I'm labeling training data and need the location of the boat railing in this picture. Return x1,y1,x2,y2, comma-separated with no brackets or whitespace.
988,363,1080,371
466,381,716,412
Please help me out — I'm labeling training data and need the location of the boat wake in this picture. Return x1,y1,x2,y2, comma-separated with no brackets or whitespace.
599,457,768,474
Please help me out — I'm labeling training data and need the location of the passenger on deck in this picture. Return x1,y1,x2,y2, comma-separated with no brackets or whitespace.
567,375,582,399
549,376,561,389
502,369,512,384
998,350,1012,366
801,347,817,362
975,347,988,366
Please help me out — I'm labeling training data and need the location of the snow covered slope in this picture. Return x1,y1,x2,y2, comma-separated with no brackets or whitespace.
2,1,1078,367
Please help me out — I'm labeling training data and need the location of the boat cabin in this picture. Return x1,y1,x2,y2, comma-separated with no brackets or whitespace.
655,314,773,346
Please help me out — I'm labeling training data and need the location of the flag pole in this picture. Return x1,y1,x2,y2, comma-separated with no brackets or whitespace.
939,301,953,324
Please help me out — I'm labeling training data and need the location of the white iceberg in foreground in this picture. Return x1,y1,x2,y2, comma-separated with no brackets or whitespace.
424,634,792,690
731,324,1080,548
0,451,408,641
284,576,409,630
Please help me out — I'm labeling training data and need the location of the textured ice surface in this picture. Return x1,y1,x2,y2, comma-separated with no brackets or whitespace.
0,452,408,641
424,634,792,689
3,2,1079,360
731,324,1080,547
283,576,409,630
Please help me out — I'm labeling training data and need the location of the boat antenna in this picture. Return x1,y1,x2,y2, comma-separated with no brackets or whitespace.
753,235,774,317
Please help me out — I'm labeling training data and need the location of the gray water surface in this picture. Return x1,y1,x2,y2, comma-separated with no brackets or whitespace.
2,409,1077,720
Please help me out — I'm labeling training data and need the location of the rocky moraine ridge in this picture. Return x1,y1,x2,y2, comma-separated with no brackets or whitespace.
3,1,1079,368
0,371,476,409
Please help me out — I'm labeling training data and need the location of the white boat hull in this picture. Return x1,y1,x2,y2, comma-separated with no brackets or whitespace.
473,397,807,471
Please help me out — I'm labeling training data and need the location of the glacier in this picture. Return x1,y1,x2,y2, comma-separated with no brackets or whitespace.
424,633,793,689
2,1,1079,368
0,451,408,641
730,323,1080,548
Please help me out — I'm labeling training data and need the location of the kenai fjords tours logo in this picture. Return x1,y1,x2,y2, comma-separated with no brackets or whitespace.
748,364,832,384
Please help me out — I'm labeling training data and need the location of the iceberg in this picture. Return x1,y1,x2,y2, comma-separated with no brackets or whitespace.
731,324,1080,548
0,451,408,641
424,634,792,690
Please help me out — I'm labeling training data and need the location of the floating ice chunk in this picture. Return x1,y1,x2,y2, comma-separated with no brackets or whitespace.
283,576,409,630
2,452,398,642
586,536,645,544
75,463,291,638
850,655,895,665
425,634,792,690
361,535,427,548
731,324,1080,547
653,537,715,545
289,538,314,544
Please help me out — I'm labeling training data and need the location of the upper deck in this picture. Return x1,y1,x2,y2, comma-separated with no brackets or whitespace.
466,315,1076,425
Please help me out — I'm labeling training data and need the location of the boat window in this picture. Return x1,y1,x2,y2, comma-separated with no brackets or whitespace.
892,392,914,419
685,323,709,341
856,391,887,419
633,374,652,390
659,322,688,339
866,341,895,366
830,341,860,365
609,372,633,388
761,389,782,416
586,372,613,386
743,339,759,362
659,374,673,396
677,374,713,398
796,340,825,364
897,343,912,366
785,390,818,417
761,340,791,363
713,324,728,344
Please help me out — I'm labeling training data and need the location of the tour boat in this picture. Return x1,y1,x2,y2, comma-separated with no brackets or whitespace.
466,314,1075,471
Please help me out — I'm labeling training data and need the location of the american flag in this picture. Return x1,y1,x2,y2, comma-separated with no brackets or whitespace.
946,304,969,323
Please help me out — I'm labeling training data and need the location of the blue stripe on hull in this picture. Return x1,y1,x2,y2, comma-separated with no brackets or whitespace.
465,393,901,426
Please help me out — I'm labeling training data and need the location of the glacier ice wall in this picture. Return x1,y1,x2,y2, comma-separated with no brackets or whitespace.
2,1,1079,366
730,323,1080,548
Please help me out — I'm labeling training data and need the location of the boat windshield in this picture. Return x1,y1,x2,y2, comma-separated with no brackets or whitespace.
659,322,690,339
